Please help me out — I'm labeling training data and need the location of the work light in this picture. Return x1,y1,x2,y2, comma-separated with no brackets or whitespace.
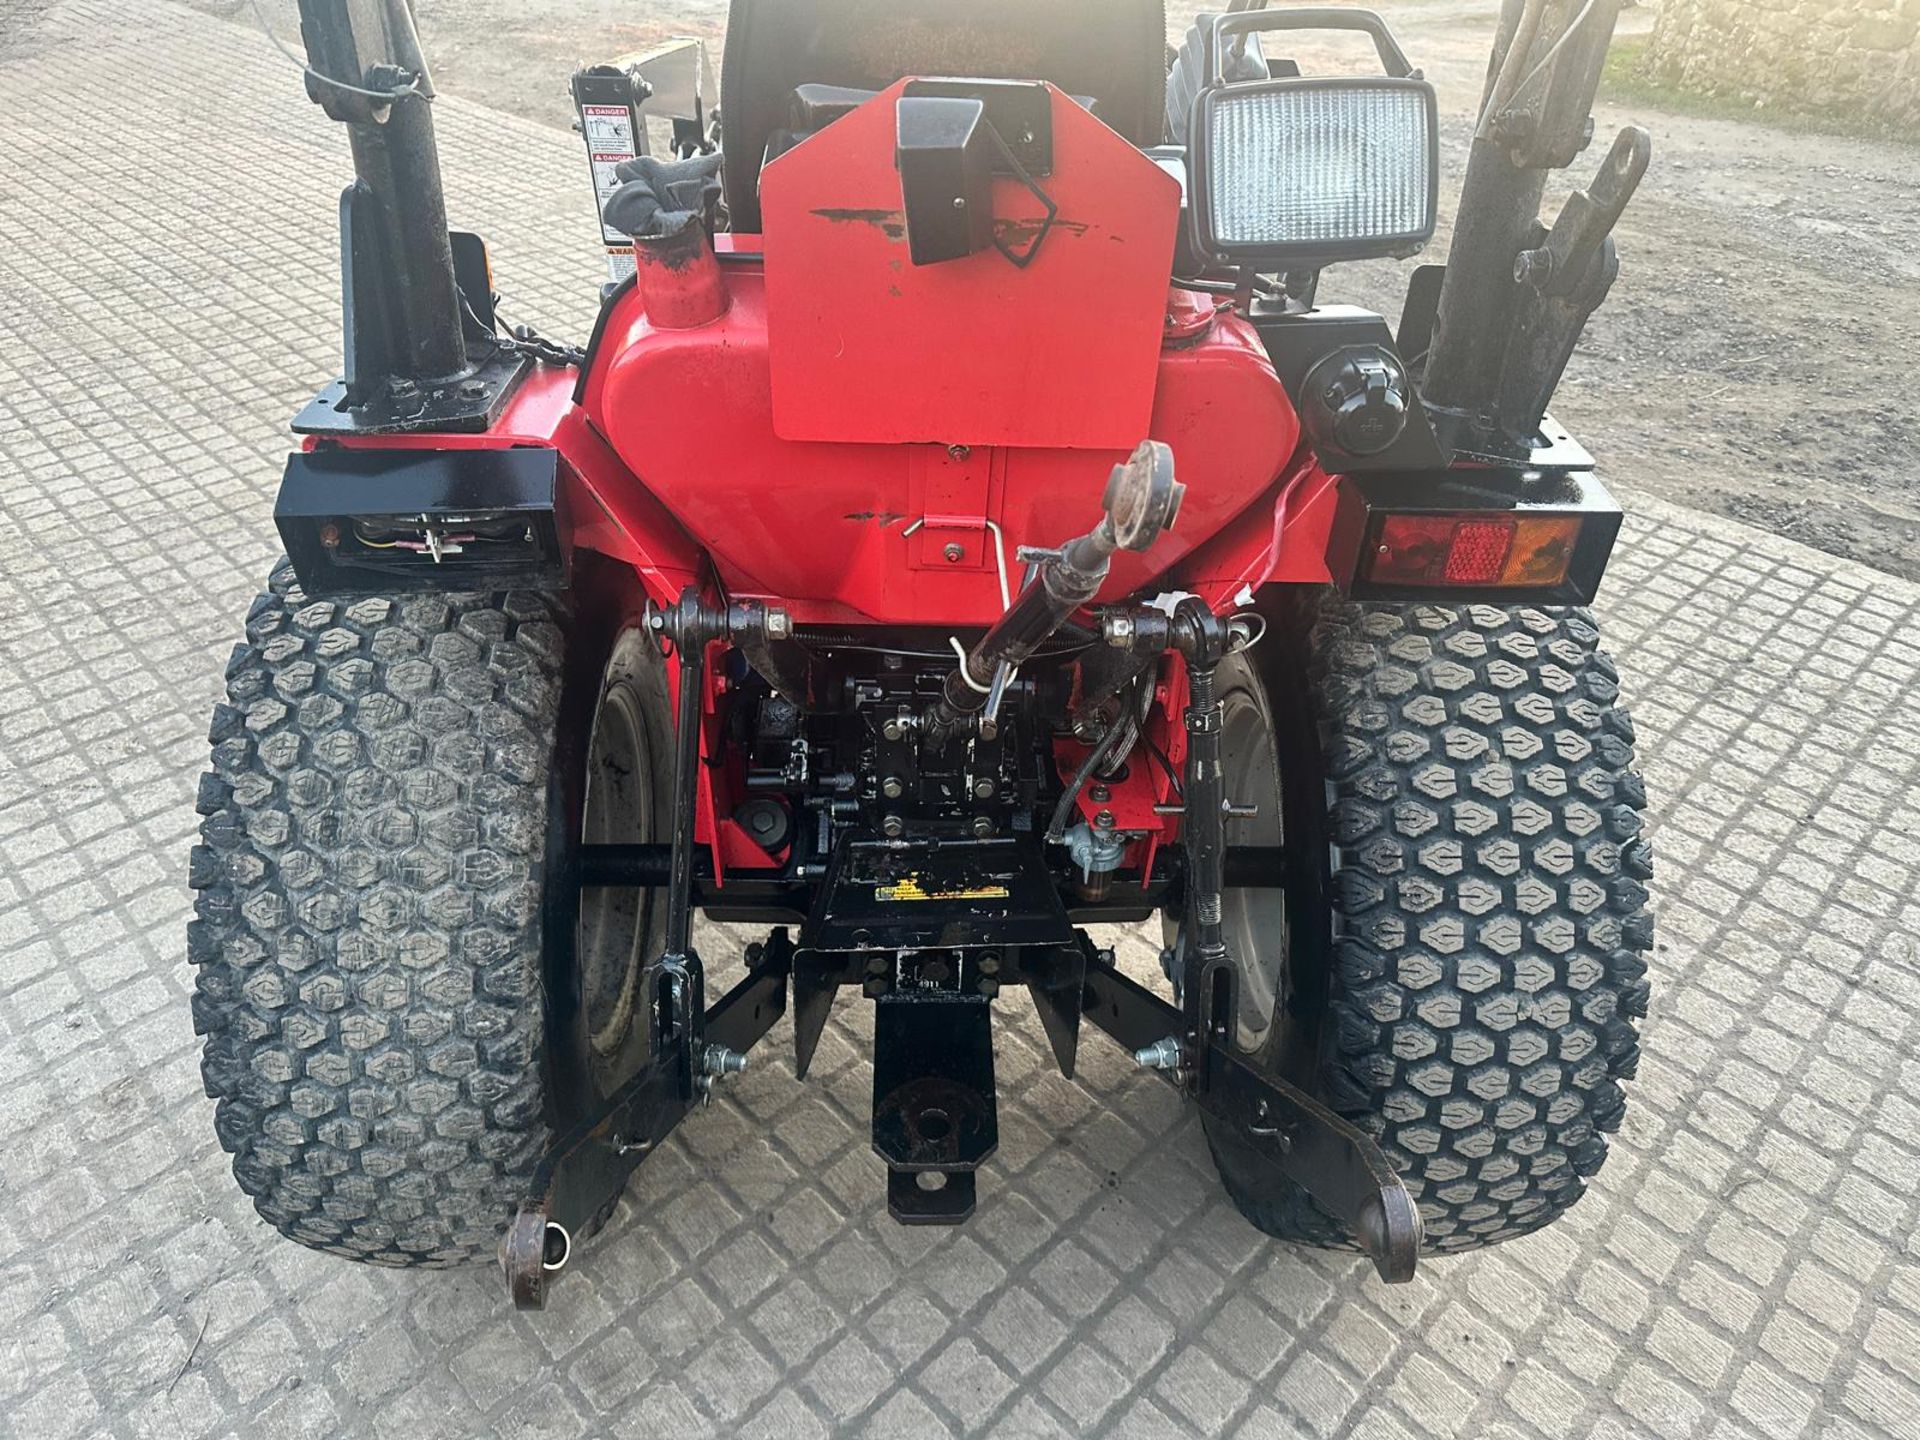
1186,12,1439,267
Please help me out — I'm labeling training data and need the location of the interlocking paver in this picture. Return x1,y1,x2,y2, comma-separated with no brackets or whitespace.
3,0,1920,1436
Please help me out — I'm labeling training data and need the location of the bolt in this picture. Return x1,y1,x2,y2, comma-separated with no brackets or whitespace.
978,952,1001,975
943,542,965,563
1089,784,1111,804
460,378,488,398
979,977,1000,998
701,1044,747,1077
1099,947,1117,968
977,717,998,741
970,816,995,839
866,954,890,976
1132,1036,1183,1071
1104,612,1135,648
882,776,904,800
863,976,888,997
881,717,906,741
972,777,995,800
764,607,793,641
388,377,419,398
318,522,341,549
1094,810,1115,830
947,444,971,461
952,197,967,210
882,814,906,838
745,942,765,964
1513,249,1553,288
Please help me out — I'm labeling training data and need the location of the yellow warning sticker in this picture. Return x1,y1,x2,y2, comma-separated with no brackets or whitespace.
875,875,1011,903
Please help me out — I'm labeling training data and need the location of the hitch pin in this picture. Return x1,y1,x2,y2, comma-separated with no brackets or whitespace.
1133,1036,1183,1071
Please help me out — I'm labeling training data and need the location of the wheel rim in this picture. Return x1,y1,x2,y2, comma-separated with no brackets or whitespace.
1163,650,1288,1054
1218,667,1287,1052
577,631,665,1083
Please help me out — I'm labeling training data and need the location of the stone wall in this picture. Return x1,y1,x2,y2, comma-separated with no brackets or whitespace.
1643,0,1920,130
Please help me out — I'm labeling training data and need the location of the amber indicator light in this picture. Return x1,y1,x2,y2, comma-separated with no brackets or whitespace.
1368,514,1581,588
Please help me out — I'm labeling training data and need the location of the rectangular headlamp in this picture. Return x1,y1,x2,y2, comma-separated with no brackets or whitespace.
1190,77,1438,266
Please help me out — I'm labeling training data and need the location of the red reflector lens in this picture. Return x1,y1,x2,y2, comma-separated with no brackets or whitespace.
1442,520,1515,584
1368,515,1457,584
1368,513,1578,589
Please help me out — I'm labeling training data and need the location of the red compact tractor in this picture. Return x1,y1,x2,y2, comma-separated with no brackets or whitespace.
191,0,1655,1307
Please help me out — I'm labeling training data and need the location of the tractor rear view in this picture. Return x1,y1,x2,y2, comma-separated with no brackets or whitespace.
189,0,1654,1309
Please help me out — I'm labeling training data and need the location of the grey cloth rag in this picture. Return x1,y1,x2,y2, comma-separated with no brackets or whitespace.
602,152,725,239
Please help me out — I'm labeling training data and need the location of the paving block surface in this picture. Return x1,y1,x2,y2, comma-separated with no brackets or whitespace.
2,3,1918,1436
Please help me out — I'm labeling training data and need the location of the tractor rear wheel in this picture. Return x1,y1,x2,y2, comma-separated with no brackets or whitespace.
188,561,670,1266
1196,592,1653,1253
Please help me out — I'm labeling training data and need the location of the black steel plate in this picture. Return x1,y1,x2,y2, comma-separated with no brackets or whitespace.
801,835,1073,953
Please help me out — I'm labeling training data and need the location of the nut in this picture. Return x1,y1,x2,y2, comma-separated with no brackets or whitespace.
970,816,995,838
882,814,906,838
763,607,793,640
881,776,904,800
972,778,995,800
943,543,965,564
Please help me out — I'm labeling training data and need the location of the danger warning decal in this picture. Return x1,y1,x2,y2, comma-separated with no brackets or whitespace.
875,875,1012,904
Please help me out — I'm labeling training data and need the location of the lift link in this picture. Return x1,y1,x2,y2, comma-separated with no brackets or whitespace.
505,585,796,1310
1089,597,1425,1281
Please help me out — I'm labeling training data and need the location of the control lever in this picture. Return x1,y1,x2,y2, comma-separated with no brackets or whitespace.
1513,126,1651,296
1494,125,1651,442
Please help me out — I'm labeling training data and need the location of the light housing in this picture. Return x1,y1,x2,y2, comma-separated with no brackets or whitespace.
1188,75,1438,267
1324,470,1624,605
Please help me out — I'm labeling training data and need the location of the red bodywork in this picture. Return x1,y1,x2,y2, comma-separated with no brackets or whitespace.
323,83,1344,872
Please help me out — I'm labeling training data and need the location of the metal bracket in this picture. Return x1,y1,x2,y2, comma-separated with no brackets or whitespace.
873,988,997,1224
502,933,791,1309
1081,962,1422,1282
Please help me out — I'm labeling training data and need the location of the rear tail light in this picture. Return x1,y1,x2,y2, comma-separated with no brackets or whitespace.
1326,472,1622,604
1369,514,1582,589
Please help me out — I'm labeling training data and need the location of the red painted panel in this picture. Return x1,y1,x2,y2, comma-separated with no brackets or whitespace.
584,270,1303,626
760,82,1182,450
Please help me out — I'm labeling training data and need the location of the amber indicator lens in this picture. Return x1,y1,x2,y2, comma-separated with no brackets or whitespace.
1368,514,1581,588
